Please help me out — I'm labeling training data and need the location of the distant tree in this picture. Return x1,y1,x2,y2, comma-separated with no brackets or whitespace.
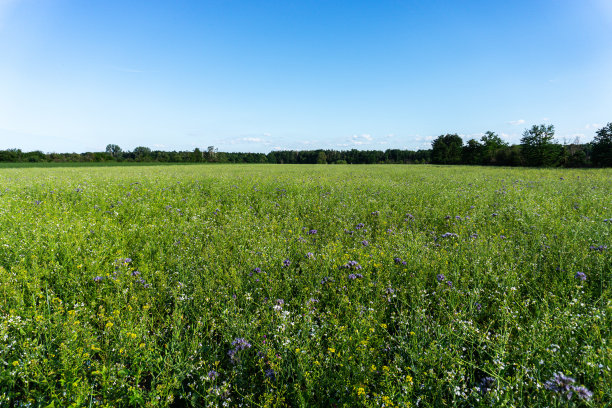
192,148,203,162
316,151,327,164
462,139,483,165
133,146,151,161
591,123,612,167
105,144,122,158
480,131,508,164
520,124,557,166
205,146,218,162
431,134,463,164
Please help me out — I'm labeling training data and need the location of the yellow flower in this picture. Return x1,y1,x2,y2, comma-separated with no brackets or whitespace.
12,361,19,367
328,348,335,353
357,387,365,396
105,322,113,329
295,348,301,353
371,365,377,372
380,323,387,329
406,375,413,383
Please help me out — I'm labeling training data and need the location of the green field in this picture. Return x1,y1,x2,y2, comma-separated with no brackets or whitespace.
0,164,610,407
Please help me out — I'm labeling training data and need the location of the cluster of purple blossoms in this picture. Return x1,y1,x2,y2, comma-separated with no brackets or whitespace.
93,276,104,282
361,240,369,246
371,211,379,216
305,252,315,259
348,273,364,280
307,229,317,235
207,370,219,380
394,257,407,265
320,276,333,285
340,260,362,270
344,229,354,235
440,232,458,238
228,338,252,362
356,223,365,229
282,259,291,268
479,377,496,394
545,372,592,401
436,274,446,282
589,244,607,252
574,272,587,281
405,213,414,220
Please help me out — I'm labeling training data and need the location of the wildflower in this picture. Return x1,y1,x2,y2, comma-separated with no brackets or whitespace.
93,276,104,282
253,267,262,274
131,270,140,276
479,377,496,394
265,368,276,379
394,257,406,265
207,370,219,379
356,223,365,229
475,302,482,312
282,259,291,268
305,252,314,259
572,385,593,401
574,272,586,281
320,277,333,285
371,211,379,216
436,274,445,282
348,273,363,280
446,280,453,287
589,245,607,252
440,232,458,238
492,213,498,217
545,372,575,394
361,240,369,246
307,229,317,235
405,213,414,220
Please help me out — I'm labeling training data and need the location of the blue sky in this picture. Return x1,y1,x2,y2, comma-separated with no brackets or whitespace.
1,0,611,153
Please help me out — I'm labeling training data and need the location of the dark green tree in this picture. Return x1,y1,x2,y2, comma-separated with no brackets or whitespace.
462,139,482,165
431,134,463,164
105,144,122,158
133,146,151,161
591,123,612,167
520,124,557,166
480,131,508,164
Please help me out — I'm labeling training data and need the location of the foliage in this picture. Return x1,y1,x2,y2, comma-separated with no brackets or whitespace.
0,164,610,407
520,124,559,166
592,123,612,167
431,134,463,164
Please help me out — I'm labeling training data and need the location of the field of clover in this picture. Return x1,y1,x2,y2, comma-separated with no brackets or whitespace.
0,163,610,407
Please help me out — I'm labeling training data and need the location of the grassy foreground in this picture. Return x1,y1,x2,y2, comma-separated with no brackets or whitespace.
0,164,610,407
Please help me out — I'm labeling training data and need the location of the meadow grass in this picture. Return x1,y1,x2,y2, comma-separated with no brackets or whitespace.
0,164,610,407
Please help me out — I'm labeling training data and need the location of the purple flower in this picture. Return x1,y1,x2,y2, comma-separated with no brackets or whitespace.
265,368,276,379
341,260,362,270
93,276,104,282
282,259,291,267
305,252,314,259
123,258,132,263
492,213,498,217
348,273,363,280
474,302,482,312
320,276,333,285
440,232,458,238
572,385,593,401
479,377,495,394
405,213,414,220
207,370,219,379
393,257,407,265
307,229,317,235
361,240,369,246
590,245,607,252
574,272,586,281
253,267,262,274
356,223,365,229
276,299,284,306
371,211,379,216
231,337,252,350
131,270,140,276
446,280,453,288
436,274,445,282
545,372,575,393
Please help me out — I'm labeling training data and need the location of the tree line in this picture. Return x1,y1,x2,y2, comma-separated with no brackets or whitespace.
1,123,610,167
430,123,611,167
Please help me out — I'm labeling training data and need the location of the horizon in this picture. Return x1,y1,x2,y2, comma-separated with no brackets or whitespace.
1,1,611,153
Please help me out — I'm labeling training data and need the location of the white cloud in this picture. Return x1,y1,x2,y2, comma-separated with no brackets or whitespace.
348,133,374,146
508,119,525,125
241,137,263,143
585,123,602,130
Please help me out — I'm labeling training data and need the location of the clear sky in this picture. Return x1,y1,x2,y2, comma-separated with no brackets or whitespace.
1,0,611,153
